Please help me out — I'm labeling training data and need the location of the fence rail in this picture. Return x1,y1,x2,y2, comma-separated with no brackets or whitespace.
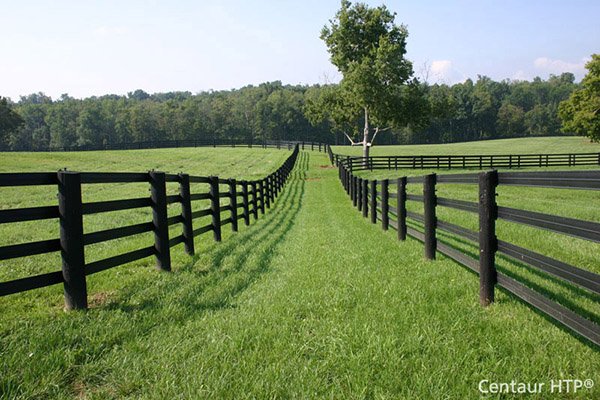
0,145,300,309
4,139,331,153
337,162,600,347
335,152,600,171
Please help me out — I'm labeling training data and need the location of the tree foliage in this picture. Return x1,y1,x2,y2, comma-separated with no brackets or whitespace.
0,74,586,151
0,97,23,149
319,1,418,156
559,54,600,142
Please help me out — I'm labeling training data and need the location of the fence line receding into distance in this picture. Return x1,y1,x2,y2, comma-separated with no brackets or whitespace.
334,152,600,171
336,156,600,347
0,145,300,310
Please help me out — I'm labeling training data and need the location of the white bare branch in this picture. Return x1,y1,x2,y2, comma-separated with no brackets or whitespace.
343,132,364,146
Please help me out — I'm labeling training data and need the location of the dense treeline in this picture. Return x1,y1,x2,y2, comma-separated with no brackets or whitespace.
407,73,579,144
0,74,580,151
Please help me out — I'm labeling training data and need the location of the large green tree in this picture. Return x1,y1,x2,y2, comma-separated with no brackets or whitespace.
320,0,415,158
0,97,24,149
559,54,600,142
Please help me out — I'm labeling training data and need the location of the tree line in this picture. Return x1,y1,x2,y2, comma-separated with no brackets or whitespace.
0,74,583,151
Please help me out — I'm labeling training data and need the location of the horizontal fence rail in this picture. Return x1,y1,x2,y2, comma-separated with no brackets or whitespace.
336,160,600,347
4,138,331,153
334,152,600,171
0,145,300,309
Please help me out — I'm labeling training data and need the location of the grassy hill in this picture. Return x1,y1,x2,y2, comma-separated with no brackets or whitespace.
332,136,600,156
1,144,598,398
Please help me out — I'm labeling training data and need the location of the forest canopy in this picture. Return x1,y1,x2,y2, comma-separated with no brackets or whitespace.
0,73,584,151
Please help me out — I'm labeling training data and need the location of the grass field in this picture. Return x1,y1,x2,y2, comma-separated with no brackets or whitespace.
1,142,599,399
332,136,600,156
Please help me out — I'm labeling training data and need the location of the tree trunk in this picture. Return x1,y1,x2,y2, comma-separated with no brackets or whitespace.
363,107,370,164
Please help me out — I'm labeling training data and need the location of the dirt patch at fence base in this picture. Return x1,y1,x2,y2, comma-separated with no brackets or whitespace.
319,165,335,169
89,291,116,308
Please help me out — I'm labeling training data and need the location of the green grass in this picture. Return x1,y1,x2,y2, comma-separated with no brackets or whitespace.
1,146,599,399
332,136,600,156
0,147,291,286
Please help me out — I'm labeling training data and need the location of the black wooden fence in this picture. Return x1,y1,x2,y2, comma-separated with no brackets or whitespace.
0,145,300,309
338,162,600,346
335,152,600,171
9,139,330,153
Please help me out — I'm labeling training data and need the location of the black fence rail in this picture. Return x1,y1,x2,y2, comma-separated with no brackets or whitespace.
338,163,600,346
334,152,600,171
6,139,331,153
0,145,300,309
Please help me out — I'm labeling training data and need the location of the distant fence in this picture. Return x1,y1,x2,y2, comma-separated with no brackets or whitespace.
6,139,331,153
337,161,600,346
0,145,300,309
334,152,600,171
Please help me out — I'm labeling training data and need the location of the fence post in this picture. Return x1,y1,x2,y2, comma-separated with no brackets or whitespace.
423,173,437,260
57,171,88,310
311,142,314,151
362,179,369,218
258,180,265,214
242,181,250,226
370,180,377,224
353,176,358,207
251,181,258,220
357,177,362,211
269,174,275,204
479,170,498,306
209,176,222,241
150,171,172,271
179,173,195,255
264,176,271,209
397,177,407,241
381,179,389,231
229,179,238,232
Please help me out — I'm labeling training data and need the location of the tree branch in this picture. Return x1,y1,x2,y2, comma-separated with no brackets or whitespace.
369,127,391,145
343,131,364,146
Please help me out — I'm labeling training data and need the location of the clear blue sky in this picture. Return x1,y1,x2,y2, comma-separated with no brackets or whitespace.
1,0,598,100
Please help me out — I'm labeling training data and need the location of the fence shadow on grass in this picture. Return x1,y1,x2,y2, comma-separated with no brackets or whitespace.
106,151,309,316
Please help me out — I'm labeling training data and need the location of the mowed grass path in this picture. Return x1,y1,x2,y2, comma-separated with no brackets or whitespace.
1,150,598,399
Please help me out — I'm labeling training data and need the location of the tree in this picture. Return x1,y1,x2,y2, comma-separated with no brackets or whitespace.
320,0,415,158
0,97,24,149
559,54,600,142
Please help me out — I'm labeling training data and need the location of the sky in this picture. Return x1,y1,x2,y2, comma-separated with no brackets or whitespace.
1,0,599,100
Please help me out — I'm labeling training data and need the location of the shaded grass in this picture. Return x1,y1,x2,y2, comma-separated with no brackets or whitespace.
1,151,599,399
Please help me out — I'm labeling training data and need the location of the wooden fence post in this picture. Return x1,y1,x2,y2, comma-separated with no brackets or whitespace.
423,173,437,260
57,171,88,310
258,180,265,214
264,176,271,209
229,179,238,232
381,179,389,231
370,180,377,224
242,181,250,226
251,181,258,220
269,174,275,204
362,179,369,218
479,170,498,306
353,176,358,207
150,171,171,271
397,177,407,241
209,176,222,241
179,173,195,255
357,177,363,211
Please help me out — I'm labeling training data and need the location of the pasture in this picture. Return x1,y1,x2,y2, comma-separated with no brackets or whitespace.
332,136,600,156
1,139,599,399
